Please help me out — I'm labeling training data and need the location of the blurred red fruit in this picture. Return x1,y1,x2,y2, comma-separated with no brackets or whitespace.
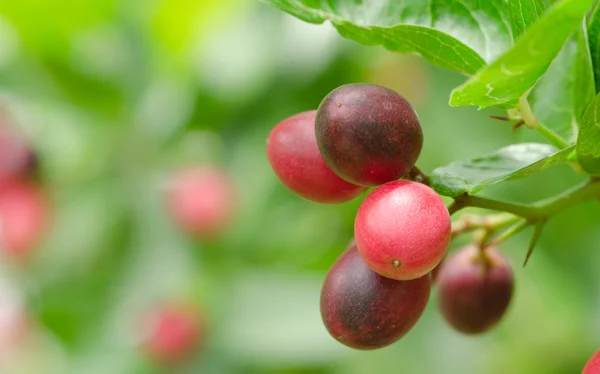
0,181,49,259
437,245,513,334
166,166,236,239
144,305,204,365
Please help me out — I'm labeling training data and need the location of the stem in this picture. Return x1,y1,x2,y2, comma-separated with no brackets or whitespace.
406,166,430,186
452,179,600,221
536,122,570,149
518,94,538,129
451,213,520,239
517,94,570,149
452,194,542,219
488,219,530,247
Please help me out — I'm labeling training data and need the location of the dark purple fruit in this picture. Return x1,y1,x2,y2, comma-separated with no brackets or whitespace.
437,245,513,334
315,83,423,186
320,244,430,350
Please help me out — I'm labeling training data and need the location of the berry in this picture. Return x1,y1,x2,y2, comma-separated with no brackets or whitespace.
315,83,423,186
144,305,204,365
437,245,513,334
0,126,37,186
354,180,450,280
0,181,49,259
165,165,236,239
267,111,366,203
583,350,600,374
320,244,430,350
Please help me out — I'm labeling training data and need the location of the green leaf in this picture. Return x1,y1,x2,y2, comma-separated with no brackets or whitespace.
261,0,514,76
509,0,546,38
587,1,600,92
431,143,575,197
576,93,600,174
450,0,594,108
530,23,596,142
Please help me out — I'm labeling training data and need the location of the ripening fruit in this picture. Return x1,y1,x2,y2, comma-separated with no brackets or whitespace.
583,350,600,374
0,126,37,187
354,180,451,280
437,245,513,334
267,111,366,203
320,244,430,350
0,181,49,259
144,305,205,365
165,166,236,239
315,83,423,186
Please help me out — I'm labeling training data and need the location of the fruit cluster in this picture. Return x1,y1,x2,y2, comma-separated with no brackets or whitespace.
267,84,514,349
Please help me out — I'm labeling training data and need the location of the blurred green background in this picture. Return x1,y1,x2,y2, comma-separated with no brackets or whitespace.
0,1,597,373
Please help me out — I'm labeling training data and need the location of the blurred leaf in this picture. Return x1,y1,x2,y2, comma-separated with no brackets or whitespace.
0,0,116,52
450,0,593,108
509,0,545,38
152,0,249,61
587,1,600,92
530,24,595,142
431,143,574,196
261,0,515,76
35,185,133,349
576,92,600,174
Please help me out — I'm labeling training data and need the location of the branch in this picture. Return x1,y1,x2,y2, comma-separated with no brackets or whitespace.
451,179,600,221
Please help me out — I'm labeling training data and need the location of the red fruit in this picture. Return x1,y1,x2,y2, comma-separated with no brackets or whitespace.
315,84,423,186
144,305,204,365
0,181,49,259
321,244,430,350
267,111,366,203
437,245,513,334
0,127,36,186
584,350,600,374
166,166,236,239
354,180,450,280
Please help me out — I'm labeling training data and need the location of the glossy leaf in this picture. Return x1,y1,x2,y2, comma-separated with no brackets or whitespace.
431,143,575,196
509,0,545,38
450,0,593,108
261,0,514,76
530,24,596,142
587,1,600,92
576,93,600,174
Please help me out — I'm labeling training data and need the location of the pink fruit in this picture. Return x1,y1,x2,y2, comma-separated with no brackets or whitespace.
437,245,513,334
267,111,366,203
0,181,49,259
166,166,236,239
584,350,600,374
321,244,430,350
315,84,423,186
144,305,204,365
354,180,450,280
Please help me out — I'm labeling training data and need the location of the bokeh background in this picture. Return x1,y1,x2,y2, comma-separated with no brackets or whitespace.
0,1,597,373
